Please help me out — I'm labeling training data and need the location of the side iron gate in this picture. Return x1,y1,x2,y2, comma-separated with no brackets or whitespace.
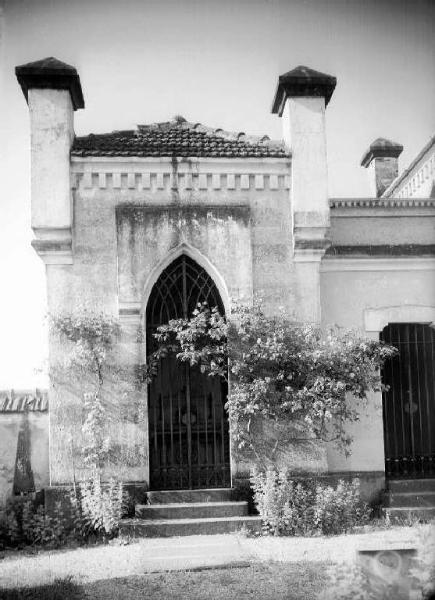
146,255,231,490
381,323,435,479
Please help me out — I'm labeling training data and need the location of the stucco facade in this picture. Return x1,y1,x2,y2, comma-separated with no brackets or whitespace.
13,58,435,504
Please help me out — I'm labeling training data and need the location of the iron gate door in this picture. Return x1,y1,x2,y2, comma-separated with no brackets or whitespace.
381,323,435,479
146,255,231,490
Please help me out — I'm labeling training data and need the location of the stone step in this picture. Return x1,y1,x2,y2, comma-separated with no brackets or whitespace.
385,491,435,508
147,488,233,504
120,515,262,538
387,478,435,493
136,501,248,520
385,506,435,523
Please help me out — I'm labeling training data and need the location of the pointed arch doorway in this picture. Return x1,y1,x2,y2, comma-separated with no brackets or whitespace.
146,254,231,490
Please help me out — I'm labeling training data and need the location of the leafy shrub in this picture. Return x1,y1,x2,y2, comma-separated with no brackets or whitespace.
146,302,397,459
313,479,371,535
77,476,124,536
0,477,123,549
0,497,69,549
251,468,371,536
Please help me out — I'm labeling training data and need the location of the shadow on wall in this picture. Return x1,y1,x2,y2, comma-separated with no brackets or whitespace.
0,390,49,506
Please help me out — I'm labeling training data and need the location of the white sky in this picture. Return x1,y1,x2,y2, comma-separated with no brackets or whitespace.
0,0,434,389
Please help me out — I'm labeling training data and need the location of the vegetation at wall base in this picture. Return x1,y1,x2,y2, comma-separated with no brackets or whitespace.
1,303,395,550
0,477,125,550
251,469,371,536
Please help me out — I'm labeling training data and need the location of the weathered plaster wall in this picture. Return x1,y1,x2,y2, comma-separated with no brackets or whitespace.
28,88,74,231
320,260,435,478
0,413,49,506
47,157,295,485
116,205,253,307
330,204,435,247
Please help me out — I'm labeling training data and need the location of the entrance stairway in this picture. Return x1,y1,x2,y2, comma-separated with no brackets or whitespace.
384,478,435,522
119,488,262,538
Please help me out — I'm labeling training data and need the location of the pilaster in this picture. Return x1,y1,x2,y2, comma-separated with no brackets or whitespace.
272,66,336,322
16,57,85,265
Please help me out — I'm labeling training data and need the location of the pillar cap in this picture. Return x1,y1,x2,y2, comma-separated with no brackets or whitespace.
15,57,84,110
271,65,337,116
361,138,403,167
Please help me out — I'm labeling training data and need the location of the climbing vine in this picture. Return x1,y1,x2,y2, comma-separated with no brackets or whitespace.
146,302,397,460
50,309,123,471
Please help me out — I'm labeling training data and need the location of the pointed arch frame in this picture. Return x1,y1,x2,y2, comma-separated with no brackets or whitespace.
142,244,232,490
140,243,231,320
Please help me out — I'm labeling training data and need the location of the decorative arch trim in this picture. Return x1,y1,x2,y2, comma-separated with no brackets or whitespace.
140,243,231,318
364,304,435,333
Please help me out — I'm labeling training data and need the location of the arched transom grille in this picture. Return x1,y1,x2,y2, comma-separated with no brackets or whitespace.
146,255,224,347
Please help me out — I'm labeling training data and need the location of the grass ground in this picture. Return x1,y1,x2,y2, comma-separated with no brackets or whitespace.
1,525,431,599
0,562,329,600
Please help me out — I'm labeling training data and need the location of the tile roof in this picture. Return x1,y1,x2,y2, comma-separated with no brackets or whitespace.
71,116,289,159
0,390,48,413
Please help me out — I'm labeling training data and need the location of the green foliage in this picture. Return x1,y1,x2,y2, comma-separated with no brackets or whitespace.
77,476,124,536
50,310,121,369
50,308,126,471
313,479,372,535
50,307,141,474
0,477,124,549
146,302,397,456
250,468,371,536
44,309,129,545
50,307,121,387
0,498,68,549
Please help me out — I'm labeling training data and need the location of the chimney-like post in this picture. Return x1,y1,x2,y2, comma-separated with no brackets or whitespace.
16,57,84,264
361,138,403,197
272,65,336,323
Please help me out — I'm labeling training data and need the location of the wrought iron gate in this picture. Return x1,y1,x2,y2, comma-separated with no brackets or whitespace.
146,255,231,490
381,323,435,479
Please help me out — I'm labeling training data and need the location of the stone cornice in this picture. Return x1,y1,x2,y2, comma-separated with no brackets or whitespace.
329,197,435,209
325,244,435,257
71,156,290,167
294,238,331,251
31,228,73,264
321,257,435,272
71,166,291,192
